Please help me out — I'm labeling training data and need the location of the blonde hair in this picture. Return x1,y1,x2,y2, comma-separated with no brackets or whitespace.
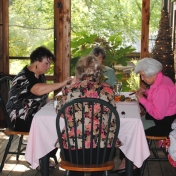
75,55,103,81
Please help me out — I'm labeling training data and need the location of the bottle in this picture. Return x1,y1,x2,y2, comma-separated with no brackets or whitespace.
54,97,58,109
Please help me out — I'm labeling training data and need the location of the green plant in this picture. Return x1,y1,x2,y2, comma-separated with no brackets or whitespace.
126,70,140,91
126,59,139,90
70,33,135,76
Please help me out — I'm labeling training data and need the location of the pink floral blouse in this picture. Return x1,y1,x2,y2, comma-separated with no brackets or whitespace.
56,78,121,149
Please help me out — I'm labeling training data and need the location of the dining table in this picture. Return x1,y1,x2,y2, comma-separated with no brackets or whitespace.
25,92,150,176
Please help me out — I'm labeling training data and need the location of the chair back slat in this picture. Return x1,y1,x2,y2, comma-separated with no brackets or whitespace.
90,101,94,166
0,76,13,129
96,103,103,165
81,102,85,165
72,103,79,165
64,111,72,163
56,98,120,168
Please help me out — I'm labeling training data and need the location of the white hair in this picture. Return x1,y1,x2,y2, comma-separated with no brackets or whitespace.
134,58,163,77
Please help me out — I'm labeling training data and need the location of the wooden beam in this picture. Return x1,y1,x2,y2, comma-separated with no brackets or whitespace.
140,0,150,59
54,0,71,82
0,0,9,75
0,0,9,127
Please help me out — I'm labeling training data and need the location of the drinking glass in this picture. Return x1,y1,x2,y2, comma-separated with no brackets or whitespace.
116,82,122,95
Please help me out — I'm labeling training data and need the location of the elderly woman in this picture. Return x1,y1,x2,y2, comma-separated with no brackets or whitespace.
90,46,117,88
56,55,121,176
114,57,176,174
135,57,176,136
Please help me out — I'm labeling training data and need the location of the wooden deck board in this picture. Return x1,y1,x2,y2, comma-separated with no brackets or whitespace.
0,131,176,176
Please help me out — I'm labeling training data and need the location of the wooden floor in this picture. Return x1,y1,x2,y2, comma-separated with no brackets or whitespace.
0,130,176,176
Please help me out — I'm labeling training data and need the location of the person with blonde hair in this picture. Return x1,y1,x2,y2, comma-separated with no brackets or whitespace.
56,55,121,176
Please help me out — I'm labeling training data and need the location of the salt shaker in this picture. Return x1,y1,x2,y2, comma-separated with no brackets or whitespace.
54,98,58,109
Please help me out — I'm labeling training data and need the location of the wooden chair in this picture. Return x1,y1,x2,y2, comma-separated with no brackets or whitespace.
56,98,120,176
0,76,29,172
140,135,168,176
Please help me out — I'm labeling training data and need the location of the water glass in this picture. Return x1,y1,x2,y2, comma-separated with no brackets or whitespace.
116,82,122,95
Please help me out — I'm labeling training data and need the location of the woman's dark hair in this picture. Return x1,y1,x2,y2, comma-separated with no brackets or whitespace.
30,46,56,63
90,46,106,60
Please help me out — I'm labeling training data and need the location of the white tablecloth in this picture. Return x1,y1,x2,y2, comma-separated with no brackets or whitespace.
25,98,150,169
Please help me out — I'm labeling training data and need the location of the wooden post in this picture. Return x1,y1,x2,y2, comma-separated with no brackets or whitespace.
0,0,9,128
140,0,150,59
54,0,71,83
0,0,9,75
140,0,150,88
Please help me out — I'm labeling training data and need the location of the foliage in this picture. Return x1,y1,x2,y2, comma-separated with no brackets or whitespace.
8,0,162,90
71,0,162,46
127,71,140,91
9,60,30,75
9,0,54,57
9,59,54,76
9,0,54,75
9,0,162,57
70,33,135,75
126,59,140,91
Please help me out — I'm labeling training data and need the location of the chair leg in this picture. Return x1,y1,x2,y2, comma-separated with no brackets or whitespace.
65,170,70,176
139,139,151,176
147,139,159,159
104,170,109,176
140,160,147,176
149,140,168,161
39,153,50,176
142,138,168,176
0,135,14,172
152,140,161,158
16,135,23,160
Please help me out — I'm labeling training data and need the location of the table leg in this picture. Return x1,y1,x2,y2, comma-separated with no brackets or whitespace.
125,157,133,176
40,153,49,176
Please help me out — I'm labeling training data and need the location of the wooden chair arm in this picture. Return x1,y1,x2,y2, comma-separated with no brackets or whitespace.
59,160,114,172
4,128,29,135
146,135,168,140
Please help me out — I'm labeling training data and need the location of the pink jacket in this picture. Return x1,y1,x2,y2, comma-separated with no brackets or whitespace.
139,72,176,120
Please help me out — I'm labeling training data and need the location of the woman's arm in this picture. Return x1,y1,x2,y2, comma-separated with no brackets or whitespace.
139,87,171,120
30,77,72,96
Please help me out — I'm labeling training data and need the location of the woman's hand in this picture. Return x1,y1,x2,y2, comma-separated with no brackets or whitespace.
31,77,72,96
135,92,143,101
135,87,145,101
62,77,72,86
70,75,77,85
137,87,145,93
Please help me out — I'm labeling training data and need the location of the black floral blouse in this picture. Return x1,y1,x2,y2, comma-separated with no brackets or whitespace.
6,66,48,130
